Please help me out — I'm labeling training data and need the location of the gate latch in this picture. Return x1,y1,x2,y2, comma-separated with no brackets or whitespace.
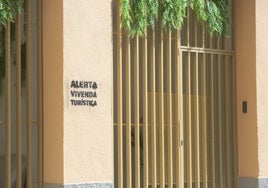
180,140,184,147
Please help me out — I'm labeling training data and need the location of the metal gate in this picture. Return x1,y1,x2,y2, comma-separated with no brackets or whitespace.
0,0,43,188
113,1,237,188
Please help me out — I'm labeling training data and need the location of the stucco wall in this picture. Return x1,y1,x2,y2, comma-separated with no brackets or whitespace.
63,0,113,184
234,0,259,178
235,0,268,180
43,0,113,185
256,0,268,178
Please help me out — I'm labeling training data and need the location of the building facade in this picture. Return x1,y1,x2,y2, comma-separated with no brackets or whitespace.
1,0,268,188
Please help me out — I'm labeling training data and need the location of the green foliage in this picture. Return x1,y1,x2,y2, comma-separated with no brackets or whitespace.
120,0,131,31
146,0,158,27
121,0,158,36
160,0,188,29
216,0,230,34
190,0,207,21
206,0,223,35
131,0,147,36
0,0,21,25
120,0,230,37
172,0,188,29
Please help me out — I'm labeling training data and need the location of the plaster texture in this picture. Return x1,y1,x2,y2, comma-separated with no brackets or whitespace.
235,0,268,178
256,0,268,177
234,0,258,177
63,0,113,184
43,0,113,185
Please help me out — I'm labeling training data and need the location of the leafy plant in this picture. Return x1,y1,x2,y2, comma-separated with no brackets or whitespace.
160,0,188,29
216,0,230,34
206,0,223,35
146,0,158,27
120,0,230,36
120,0,132,31
0,0,21,25
190,0,207,21
131,0,147,36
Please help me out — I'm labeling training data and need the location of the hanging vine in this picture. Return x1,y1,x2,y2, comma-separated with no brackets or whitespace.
120,0,132,31
120,0,230,36
146,0,158,27
190,0,207,21
160,0,188,29
206,0,223,35
216,0,230,33
131,0,147,36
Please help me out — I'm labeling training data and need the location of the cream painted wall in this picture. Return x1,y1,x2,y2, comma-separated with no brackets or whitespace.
43,0,113,185
234,0,259,177
256,0,268,177
43,0,64,184
63,0,113,184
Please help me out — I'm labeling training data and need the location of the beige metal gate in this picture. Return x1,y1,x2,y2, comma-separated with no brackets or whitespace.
113,1,237,188
0,0,43,188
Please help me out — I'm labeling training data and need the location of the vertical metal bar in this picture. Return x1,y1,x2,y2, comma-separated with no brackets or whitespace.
158,23,165,188
116,0,123,187
192,14,200,188
166,26,173,188
231,56,238,188
26,0,33,187
208,55,215,188
133,35,140,188
149,27,157,188
193,16,197,47
222,37,226,50
142,33,148,188
201,24,205,49
222,41,229,188
174,30,180,188
125,31,132,188
178,32,184,188
186,7,192,188
186,7,190,47
5,21,11,188
200,53,208,188
193,52,200,188
185,51,192,188
208,34,212,49
231,4,237,186
230,1,237,184
216,38,220,50
224,55,230,188
16,5,22,188
200,25,208,188
37,0,44,187
216,55,223,188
